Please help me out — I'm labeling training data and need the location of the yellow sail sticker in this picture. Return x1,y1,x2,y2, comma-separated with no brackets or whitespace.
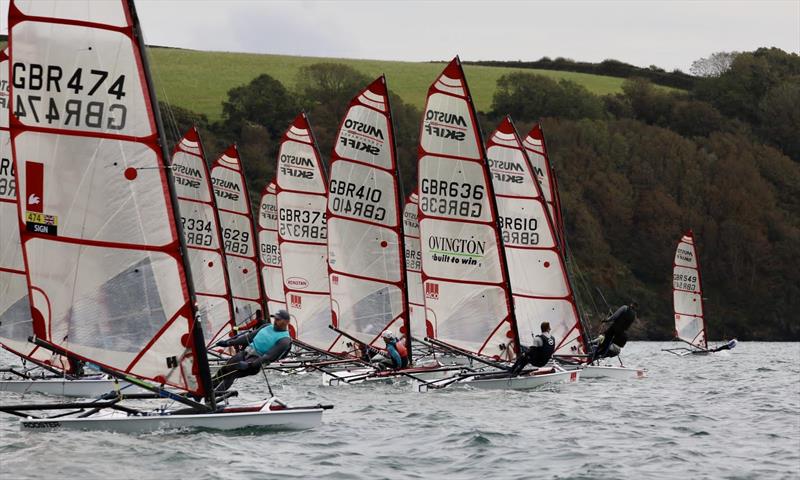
25,211,58,235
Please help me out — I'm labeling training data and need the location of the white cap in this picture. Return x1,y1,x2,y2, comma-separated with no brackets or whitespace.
381,330,393,339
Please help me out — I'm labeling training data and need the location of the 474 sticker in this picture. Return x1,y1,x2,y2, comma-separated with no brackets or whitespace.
26,211,58,235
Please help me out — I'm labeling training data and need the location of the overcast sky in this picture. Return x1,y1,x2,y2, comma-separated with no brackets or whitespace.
2,1,799,72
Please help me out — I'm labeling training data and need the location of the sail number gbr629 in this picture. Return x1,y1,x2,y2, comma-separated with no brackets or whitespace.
420,179,484,218
12,63,128,130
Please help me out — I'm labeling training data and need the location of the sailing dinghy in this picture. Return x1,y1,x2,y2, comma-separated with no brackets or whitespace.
1,0,330,431
664,230,737,356
412,59,577,391
521,125,646,379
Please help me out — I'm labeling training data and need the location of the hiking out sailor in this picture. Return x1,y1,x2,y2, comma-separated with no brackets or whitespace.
372,331,409,370
510,322,556,375
592,301,638,360
212,310,292,392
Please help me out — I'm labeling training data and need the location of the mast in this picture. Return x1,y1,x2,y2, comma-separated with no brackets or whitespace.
128,0,214,406
326,76,411,361
9,0,212,404
416,58,518,359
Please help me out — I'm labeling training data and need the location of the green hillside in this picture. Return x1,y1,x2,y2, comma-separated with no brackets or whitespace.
146,48,631,121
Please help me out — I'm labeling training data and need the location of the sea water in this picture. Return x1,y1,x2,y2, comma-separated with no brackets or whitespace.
1,342,798,480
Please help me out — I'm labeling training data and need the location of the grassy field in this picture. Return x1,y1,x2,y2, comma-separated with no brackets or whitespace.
146,48,631,122
0,41,640,122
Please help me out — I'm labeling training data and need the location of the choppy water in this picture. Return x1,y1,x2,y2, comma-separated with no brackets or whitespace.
1,342,798,479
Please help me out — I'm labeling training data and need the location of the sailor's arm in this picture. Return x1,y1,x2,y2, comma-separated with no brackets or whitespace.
248,337,292,367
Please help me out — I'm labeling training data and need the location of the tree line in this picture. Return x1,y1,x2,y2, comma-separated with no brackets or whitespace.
160,48,799,341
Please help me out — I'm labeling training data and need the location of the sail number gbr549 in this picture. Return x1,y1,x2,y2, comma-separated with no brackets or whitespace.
12,64,128,130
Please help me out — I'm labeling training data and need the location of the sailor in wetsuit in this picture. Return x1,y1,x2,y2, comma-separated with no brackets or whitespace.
592,301,638,361
372,331,409,370
510,322,556,375
211,310,292,392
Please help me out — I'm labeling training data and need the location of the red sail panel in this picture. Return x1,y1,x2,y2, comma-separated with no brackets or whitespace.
8,0,205,394
210,145,265,325
257,180,287,316
487,116,586,356
673,230,707,349
403,191,431,341
327,77,409,352
275,113,341,351
171,127,235,346
416,58,517,359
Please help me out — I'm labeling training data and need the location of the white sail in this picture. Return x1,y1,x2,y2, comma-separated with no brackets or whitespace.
487,116,586,356
522,124,565,250
327,77,409,351
417,58,516,359
276,113,341,351
0,47,61,368
210,145,265,325
171,127,235,346
257,180,287,316
8,0,209,395
403,191,429,341
673,230,707,349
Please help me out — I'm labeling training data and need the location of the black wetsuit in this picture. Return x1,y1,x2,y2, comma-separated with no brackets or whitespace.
510,333,556,375
595,305,636,359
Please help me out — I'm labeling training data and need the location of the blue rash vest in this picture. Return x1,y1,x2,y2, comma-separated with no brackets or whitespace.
386,339,402,368
250,324,290,356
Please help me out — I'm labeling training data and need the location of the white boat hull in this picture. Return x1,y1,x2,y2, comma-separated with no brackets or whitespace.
464,369,579,390
0,378,147,397
416,368,579,392
19,406,325,433
323,365,463,386
580,365,647,379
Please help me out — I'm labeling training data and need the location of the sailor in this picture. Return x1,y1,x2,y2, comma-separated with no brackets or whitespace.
592,301,638,360
510,322,556,375
212,310,292,392
372,331,409,370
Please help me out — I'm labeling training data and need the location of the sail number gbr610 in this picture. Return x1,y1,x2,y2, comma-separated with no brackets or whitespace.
12,63,128,130
420,179,484,218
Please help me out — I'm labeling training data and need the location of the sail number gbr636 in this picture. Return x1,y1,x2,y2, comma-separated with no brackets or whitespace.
420,179,484,218
12,63,128,130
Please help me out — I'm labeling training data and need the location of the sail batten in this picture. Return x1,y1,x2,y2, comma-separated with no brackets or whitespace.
327,77,410,354
417,58,516,359
673,230,707,349
8,0,207,395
